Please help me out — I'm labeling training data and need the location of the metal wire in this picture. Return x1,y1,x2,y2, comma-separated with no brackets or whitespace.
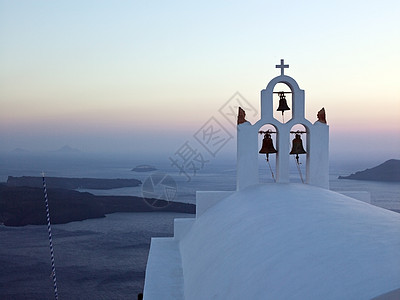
42,173,59,300
294,156,305,184
266,158,276,182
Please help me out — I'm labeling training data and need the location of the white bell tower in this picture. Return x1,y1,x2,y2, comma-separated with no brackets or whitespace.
237,59,329,190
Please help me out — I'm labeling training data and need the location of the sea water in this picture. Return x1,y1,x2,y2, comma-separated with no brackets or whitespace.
0,212,191,299
0,153,399,299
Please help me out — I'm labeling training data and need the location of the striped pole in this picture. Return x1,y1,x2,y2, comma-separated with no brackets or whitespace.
42,172,59,300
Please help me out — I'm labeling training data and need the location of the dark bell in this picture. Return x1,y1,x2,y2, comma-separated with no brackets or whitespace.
276,92,290,113
290,134,306,155
259,133,277,161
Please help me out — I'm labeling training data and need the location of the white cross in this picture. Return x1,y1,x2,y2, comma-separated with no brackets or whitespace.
276,59,289,75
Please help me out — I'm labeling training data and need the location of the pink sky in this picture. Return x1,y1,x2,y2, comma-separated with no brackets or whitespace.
1,1,399,161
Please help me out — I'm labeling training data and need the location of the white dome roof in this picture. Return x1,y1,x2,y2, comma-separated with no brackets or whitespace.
178,184,400,300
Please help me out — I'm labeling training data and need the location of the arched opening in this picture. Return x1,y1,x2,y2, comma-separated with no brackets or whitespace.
258,124,278,183
273,83,292,123
289,124,308,183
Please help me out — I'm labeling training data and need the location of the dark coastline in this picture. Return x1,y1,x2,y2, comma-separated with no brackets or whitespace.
6,176,142,190
338,159,400,182
0,184,195,227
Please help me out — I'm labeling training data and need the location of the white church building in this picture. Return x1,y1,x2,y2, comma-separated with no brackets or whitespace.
143,60,400,300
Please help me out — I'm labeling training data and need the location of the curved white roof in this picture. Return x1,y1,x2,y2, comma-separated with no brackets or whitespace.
178,184,400,300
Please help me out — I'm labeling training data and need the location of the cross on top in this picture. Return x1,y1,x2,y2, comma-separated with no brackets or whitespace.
276,59,289,76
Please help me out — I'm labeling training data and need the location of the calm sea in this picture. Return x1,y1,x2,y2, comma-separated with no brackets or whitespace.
0,153,399,299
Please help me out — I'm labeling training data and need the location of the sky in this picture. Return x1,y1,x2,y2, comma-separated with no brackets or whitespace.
0,0,399,162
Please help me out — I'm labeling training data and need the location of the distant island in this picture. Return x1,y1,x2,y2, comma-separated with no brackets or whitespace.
7,176,142,190
52,145,81,153
338,159,400,182
0,184,195,227
132,165,157,172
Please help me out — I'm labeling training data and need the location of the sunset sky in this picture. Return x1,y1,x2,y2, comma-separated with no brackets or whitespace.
1,0,399,161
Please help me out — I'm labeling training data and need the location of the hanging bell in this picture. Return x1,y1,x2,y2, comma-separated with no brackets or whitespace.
290,133,306,155
276,92,290,114
259,133,277,161
290,133,306,164
290,133,306,181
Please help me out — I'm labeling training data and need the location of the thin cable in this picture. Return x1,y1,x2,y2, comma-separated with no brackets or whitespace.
294,156,305,184
266,158,276,182
42,172,59,300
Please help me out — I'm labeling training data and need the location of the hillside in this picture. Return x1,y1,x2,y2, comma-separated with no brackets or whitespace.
0,185,195,227
338,159,400,182
7,176,141,190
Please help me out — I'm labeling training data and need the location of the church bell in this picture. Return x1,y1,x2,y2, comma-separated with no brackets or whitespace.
259,132,277,161
276,92,290,114
290,133,306,163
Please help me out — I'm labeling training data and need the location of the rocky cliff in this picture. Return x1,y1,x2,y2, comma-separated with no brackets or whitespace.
7,176,141,189
338,159,400,182
0,185,195,227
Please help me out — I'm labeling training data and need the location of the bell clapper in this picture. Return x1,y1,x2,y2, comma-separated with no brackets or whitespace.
295,153,300,165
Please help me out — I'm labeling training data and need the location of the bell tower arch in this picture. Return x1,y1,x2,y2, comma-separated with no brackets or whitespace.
237,59,329,190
